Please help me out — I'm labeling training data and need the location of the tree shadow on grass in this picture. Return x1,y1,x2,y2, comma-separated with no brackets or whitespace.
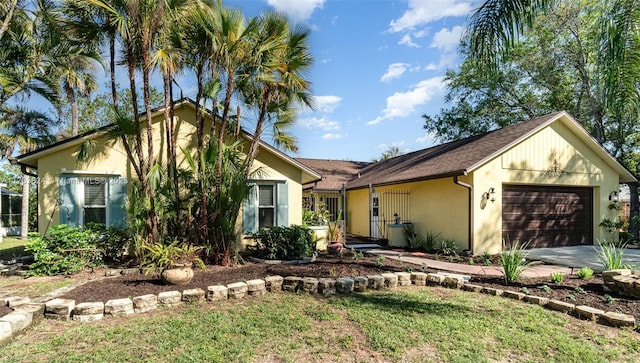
0,245,26,261
327,290,473,317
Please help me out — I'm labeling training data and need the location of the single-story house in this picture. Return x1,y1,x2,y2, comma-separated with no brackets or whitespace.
13,99,320,247
298,111,637,255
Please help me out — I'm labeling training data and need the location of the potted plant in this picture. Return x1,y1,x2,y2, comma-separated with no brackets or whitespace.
142,240,205,285
326,212,345,254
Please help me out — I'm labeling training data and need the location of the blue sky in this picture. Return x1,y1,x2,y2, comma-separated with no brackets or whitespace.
26,0,478,162
220,0,476,161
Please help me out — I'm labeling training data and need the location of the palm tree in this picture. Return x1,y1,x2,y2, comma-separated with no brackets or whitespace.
0,106,55,238
240,11,314,169
51,45,100,136
0,0,59,108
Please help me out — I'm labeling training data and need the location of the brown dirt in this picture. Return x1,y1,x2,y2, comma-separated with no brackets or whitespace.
3,254,639,324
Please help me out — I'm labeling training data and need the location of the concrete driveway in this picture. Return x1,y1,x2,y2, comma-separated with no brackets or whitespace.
525,245,640,272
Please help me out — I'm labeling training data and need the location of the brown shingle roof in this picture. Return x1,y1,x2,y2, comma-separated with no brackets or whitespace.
295,158,371,191
346,112,564,189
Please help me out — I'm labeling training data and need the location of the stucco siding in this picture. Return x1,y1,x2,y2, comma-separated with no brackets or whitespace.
472,122,621,254
346,178,470,251
35,104,306,241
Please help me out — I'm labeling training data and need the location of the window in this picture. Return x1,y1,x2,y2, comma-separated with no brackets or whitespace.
59,175,127,228
325,196,339,221
84,177,107,225
242,182,288,233
258,184,275,229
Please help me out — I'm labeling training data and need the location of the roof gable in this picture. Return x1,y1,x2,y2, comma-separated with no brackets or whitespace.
347,111,636,189
295,158,371,191
15,99,321,183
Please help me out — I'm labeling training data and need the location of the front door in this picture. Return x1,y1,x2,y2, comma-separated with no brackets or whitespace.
370,193,381,239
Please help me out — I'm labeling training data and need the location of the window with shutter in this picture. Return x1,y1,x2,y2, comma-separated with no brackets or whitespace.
84,177,107,225
243,181,288,232
258,184,275,229
59,174,127,228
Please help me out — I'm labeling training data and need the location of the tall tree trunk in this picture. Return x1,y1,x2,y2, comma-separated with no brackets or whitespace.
20,174,28,239
629,182,639,242
109,33,118,107
67,85,78,136
142,50,158,244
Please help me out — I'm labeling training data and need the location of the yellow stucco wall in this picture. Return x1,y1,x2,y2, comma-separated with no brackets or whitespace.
346,178,470,251
347,120,623,255
472,121,620,254
34,103,305,241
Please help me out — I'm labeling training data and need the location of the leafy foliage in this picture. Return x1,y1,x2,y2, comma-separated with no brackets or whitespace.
500,238,540,284
437,239,458,256
575,267,594,279
250,226,315,260
25,224,132,276
550,271,564,283
596,240,632,270
141,239,205,274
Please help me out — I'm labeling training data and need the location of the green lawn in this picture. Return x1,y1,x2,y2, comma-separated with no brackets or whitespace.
3,287,639,363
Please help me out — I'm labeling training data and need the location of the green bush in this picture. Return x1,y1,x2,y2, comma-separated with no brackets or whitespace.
250,226,315,260
550,271,564,283
575,267,593,279
500,238,540,284
25,224,132,276
596,240,631,270
437,239,458,256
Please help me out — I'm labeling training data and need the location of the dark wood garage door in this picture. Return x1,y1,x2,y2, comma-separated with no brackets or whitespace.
502,185,593,248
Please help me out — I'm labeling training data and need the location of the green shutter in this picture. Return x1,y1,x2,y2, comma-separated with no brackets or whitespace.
59,175,80,227
243,184,257,233
276,182,288,227
107,177,127,227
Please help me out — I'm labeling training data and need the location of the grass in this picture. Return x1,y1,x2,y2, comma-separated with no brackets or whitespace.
0,236,27,261
3,287,640,362
0,237,77,298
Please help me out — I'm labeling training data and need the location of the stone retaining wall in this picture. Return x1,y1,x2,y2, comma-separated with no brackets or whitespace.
1,270,636,345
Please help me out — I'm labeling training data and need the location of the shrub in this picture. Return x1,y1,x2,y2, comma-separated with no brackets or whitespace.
595,240,631,270
250,226,315,260
550,271,564,283
438,239,458,256
575,267,593,279
500,238,540,284
26,225,103,276
86,223,134,263
407,233,427,250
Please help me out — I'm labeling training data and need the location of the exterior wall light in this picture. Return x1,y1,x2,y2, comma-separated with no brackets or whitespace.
609,191,619,203
484,187,496,202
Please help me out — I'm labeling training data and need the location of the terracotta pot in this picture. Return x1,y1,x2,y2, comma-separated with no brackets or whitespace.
161,263,194,285
328,242,345,255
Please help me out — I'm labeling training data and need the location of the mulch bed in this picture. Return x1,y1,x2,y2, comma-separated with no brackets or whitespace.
58,254,640,323
4,254,636,324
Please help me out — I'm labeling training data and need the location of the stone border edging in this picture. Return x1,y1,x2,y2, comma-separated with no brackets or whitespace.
1,270,637,346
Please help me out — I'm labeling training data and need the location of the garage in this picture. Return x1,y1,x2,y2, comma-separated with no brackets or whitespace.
502,185,593,248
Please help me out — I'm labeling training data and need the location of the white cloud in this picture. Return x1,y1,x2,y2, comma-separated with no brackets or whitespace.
367,77,446,125
431,25,465,52
416,132,436,143
381,63,409,82
389,0,473,33
322,133,345,140
398,34,419,48
267,0,325,22
298,116,340,131
314,95,342,113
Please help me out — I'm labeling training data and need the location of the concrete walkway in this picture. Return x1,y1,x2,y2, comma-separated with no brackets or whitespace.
525,245,640,272
368,249,574,279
